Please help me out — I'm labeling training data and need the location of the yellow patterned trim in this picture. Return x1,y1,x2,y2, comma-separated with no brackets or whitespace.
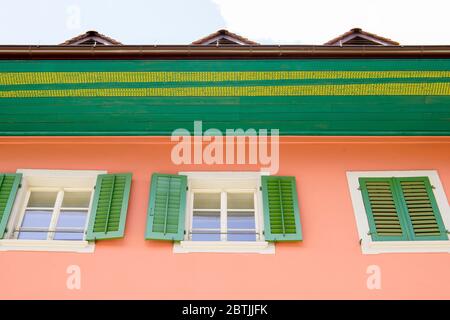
1,71,450,85
2,83,450,98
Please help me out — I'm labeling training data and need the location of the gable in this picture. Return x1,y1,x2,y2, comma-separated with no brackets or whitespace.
60,30,122,46
325,28,399,46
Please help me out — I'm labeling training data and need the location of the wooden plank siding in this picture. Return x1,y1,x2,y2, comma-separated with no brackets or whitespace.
0,59,449,136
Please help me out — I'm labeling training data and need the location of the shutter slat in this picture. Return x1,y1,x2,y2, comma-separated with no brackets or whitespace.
262,176,302,241
0,173,22,239
145,173,187,241
86,173,132,240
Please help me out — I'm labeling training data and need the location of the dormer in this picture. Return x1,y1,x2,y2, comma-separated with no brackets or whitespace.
325,28,399,46
192,29,259,46
60,30,122,46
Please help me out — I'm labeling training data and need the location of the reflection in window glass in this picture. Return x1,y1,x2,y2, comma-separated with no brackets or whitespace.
227,193,254,209
227,211,256,241
18,210,52,240
54,210,87,240
27,192,57,208
62,192,91,208
193,193,221,209
191,211,220,241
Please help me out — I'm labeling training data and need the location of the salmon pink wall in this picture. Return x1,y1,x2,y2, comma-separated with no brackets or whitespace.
0,136,449,299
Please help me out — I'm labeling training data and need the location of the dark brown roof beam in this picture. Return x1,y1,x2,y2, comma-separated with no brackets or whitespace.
1,45,450,59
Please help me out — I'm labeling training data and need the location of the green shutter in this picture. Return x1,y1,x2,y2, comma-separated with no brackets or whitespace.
145,173,187,241
359,176,448,241
261,176,302,241
86,173,132,240
396,177,448,240
359,177,409,241
0,173,22,239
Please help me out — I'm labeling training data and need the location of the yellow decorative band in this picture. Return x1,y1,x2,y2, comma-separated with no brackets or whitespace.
1,71,450,85
1,83,450,98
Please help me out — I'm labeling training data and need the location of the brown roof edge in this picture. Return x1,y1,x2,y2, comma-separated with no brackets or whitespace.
1,45,450,59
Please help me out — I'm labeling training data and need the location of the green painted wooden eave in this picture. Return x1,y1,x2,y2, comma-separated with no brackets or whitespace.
0,59,449,136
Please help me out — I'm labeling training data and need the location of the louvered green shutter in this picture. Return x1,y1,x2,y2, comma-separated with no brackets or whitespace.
359,178,409,241
359,177,448,241
0,173,22,239
145,173,187,241
86,173,132,240
396,177,448,240
261,176,302,241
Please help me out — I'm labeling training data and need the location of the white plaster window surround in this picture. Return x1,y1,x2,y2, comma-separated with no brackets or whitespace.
0,169,107,253
347,170,450,254
173,171,275,254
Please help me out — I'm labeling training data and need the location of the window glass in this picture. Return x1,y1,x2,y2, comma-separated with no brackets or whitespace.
192,193,221,241
227,193,254,209
54,210,87,240
18,210,52,240
27,192,57,208
227,193,256,241
62,192,91,208
193,193,220,209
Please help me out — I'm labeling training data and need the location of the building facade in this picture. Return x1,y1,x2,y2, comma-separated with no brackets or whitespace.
0,30,449,299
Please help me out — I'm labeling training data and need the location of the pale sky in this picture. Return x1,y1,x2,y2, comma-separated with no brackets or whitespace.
1,0,449,45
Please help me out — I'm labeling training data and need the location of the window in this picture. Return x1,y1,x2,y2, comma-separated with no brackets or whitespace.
190,189,258,242
0,169,132,253
17,190,91,241
180,172,269,253
145,172,303,254
347,171,450,254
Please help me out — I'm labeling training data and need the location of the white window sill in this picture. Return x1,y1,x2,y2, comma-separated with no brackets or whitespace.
361,239,450,254
173,241,275,254
0,240,95,253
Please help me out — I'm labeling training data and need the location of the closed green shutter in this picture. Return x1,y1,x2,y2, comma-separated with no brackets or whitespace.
359,177,448,241
145,173,187,241
0,173,22,239
261,176,302,241
396,177,448,240
359,177,409,241
86,173,132,240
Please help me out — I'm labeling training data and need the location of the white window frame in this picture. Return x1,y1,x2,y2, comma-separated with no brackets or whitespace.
173,171,275,254
347,170,450,254
0,169,107,253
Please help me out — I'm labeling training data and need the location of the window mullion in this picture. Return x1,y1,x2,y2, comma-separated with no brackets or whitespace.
48,190,64,240
220,191,227,241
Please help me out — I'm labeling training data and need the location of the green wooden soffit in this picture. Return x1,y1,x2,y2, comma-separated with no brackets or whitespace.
0,59,449,136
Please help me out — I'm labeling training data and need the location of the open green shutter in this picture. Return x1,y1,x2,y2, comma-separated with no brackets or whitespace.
359,177,409,241
86,173,132,240
396,177,448,240
145,173,187,241
0,173,22,239
261,176,302,241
